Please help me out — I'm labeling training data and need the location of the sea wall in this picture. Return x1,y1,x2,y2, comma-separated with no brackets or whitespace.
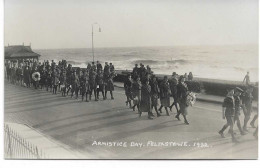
114,70,258,100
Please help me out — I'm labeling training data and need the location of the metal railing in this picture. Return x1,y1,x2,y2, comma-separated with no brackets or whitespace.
4,124,47,159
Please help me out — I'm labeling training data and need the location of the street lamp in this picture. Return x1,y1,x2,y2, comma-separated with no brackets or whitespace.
92,22,101,62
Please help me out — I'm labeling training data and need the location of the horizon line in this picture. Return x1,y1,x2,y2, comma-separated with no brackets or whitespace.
29,43,258,50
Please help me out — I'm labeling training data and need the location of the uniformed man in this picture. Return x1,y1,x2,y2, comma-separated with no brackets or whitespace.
109,63,115,73
132,64,139,79
139,64,147,83
80,70,90,102
140,79,153,120
91,62,97,71
105,72,115,100
87,63,92,71
89,68,98,101
59,69,66,97
46,72,52,92
124,74,133,107
218,88,238,143
150,75,160,117
158,76,171,116
66,64,73,95
169,72,179,113
234,87,246,135
97,61,103,72
71,70,80,99
96,69,105,100
104,62,110,74
132,76,142,112
242,85,254,132
176,75,190,124
52,68,60,94
16,65,23,86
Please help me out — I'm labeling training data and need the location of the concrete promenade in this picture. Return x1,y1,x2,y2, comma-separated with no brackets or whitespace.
4,81,258,159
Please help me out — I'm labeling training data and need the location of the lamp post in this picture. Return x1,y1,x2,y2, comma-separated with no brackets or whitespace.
92,22,101,62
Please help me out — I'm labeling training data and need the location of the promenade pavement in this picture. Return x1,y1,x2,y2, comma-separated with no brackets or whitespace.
4,81,258,159
5,122,86,159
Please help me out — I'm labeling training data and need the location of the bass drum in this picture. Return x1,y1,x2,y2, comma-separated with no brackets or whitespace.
32,72,41,82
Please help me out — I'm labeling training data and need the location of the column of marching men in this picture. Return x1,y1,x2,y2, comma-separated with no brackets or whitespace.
4,60,258,142
124,63,258,142
124,63,195,124
4,59,116,102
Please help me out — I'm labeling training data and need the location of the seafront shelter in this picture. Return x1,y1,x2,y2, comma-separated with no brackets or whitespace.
4,44,41,65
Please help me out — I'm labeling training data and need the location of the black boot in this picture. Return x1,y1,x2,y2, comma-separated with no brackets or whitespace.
219,125,228,138
183,115,189,125
148,112,153,120
165,107,170,116
155,107,161,117
158,105,163,113
175,113,181,121
111,91,114,100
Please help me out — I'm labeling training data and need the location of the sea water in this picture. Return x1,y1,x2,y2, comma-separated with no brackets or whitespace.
35,45,258,82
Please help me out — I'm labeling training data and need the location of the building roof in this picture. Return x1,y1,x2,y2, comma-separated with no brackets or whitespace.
5,45,40,59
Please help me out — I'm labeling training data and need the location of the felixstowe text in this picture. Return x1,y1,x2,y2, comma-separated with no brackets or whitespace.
91,141,211,148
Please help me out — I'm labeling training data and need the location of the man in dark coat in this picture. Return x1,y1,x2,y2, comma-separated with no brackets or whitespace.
16,65,23,86
87,63,92,71
132,64,139,79
169,72,179,112
124,74,133,107
176,75,190,124
46,72,52,92
80,70,90,102
132,76,142,112
23,66,30,87
218,88,238,143
52,68,60,94
59,70,67,97
158,76,171,116
242,85,254,132
103,62,110,82
150,75,160,117
140,79,153,120
233,87,246,135
96,69,105,100
71,70,80,99
97,61,103,72
89,68,98,101
66,64,73,95
109,63,115,73
105,73,115,100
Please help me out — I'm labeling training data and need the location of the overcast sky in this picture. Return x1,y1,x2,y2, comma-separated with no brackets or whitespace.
4,0,259,49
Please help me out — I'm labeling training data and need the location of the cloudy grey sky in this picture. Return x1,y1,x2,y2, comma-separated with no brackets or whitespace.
4,0,258,49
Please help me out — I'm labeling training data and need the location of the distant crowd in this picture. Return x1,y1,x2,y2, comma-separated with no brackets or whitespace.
5,59,116,101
